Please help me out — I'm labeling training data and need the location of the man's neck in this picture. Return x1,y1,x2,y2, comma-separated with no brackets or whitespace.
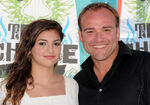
92,47,119,82
93,59,113,82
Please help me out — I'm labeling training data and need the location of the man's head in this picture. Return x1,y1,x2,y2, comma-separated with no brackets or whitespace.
78,3,119,31
78,3,120,62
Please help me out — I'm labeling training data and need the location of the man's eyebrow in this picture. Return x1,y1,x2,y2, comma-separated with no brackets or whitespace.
102,26,113,28
83,26,113,32
83,28,95,32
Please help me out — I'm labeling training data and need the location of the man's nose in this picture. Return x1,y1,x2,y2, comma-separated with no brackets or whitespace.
95,32,104,42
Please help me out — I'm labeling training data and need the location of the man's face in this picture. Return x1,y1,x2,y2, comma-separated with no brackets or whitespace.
79,8,120,62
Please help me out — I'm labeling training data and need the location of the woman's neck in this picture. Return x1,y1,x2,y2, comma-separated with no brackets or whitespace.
31,65,58,84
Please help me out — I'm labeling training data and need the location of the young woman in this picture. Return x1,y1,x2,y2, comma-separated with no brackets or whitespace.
0,19,79,105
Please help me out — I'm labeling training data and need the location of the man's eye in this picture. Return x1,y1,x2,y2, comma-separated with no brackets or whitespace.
104,29,111,32
87,30,95,33
87,31,93,33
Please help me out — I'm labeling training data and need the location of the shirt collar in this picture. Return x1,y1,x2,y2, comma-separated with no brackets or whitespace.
117,40,132,57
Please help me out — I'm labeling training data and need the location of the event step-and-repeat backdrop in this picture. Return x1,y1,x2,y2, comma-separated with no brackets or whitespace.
120,0,150,52
0,0,150,78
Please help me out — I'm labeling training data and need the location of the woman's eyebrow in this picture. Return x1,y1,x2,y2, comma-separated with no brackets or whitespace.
38,39,47,41
54,39,61,42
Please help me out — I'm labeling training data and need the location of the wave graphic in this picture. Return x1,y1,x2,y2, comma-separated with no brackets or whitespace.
0,16,7,44
126,18,135,44
62,16,72,44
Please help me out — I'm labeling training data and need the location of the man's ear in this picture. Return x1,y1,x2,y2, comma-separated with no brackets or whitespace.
78,30,83,42
117,27,120,41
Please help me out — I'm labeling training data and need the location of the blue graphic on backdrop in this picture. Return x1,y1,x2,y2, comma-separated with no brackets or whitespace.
62,16,72,44
90,0,109,3
126,18,135,44
0,16,7,44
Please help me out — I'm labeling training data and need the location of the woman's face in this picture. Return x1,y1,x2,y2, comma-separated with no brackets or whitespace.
31,30,61,69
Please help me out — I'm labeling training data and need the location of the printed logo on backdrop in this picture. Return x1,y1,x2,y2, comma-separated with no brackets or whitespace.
0,0,80,78
120,0,150,52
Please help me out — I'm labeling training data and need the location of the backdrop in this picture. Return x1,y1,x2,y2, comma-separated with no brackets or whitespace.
0,0,149,78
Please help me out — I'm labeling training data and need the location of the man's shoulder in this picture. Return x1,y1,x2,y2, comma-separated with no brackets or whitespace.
74,69,89,83
118,41,150,59
131,50,150,58
128,50,150,67
74,69,86,79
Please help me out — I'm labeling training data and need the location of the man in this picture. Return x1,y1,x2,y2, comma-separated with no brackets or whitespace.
74,2,150,105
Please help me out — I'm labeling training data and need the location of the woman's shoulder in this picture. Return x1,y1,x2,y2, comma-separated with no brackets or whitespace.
0,78,6,90
64,76,78,92
64,76,78,86
0,79,7,104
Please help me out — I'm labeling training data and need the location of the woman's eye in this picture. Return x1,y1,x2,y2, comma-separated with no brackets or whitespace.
54,42,60,46
39,42,46,45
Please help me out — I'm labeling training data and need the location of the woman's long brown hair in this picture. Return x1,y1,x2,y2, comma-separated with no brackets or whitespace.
2,19,64,105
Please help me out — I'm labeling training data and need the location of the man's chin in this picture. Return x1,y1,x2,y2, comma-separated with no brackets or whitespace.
92,55,108,61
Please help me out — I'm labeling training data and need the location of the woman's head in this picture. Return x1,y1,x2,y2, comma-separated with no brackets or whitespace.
16,19,64,67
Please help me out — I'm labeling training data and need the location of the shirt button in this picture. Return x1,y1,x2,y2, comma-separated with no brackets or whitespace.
99,88,102,92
